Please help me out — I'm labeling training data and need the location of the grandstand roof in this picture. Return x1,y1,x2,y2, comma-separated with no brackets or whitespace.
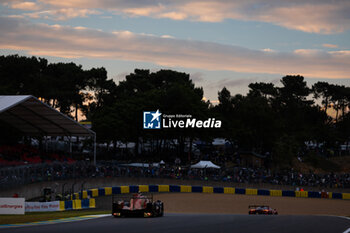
0,95,95,136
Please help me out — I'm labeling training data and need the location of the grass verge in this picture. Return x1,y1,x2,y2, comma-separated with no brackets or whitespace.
0,209,110,225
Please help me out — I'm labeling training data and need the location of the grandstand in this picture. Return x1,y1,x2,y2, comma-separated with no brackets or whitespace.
0,95,349,198
0,95,96,164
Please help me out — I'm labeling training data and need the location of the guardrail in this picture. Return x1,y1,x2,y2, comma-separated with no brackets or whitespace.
69,185,350,200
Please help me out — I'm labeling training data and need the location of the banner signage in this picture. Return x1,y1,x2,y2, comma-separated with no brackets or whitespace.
25,201,60,212
0,198,25,215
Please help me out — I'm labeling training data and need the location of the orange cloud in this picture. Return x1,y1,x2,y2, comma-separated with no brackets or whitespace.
0,17,349,79
322,44,338,48
10,1,41,10
2,1,350,34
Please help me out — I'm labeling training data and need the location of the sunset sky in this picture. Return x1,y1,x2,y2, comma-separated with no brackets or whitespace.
1,0,349,102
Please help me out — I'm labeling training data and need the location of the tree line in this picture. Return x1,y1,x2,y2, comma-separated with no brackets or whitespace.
1,54,349,166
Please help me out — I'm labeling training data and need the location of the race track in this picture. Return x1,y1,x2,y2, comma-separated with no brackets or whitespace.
1,213,349,233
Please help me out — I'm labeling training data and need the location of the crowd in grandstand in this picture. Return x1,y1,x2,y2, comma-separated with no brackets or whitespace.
1,160,349,190
1,144,349,190
0,144,75,166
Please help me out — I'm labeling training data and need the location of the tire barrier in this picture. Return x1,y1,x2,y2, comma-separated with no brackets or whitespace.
307,191,322,198
295,191,308,198
270,190,282,196
59,198,95,211
246,189,258,195
342,193,350,200
70,185,349,200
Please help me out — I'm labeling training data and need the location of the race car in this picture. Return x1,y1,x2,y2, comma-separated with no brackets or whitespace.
248,205,278,215
112,193,164,217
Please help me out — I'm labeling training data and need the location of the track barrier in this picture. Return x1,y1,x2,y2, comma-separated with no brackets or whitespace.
70,185,349,201
60,198,95,211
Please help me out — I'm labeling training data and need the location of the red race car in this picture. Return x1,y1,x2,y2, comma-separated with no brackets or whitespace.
249,205,278,215
112,193,164,218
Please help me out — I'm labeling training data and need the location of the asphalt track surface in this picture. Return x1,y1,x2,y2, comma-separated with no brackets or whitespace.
1,213,350,233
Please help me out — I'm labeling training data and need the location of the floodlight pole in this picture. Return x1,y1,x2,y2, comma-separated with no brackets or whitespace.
93,133,96,166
